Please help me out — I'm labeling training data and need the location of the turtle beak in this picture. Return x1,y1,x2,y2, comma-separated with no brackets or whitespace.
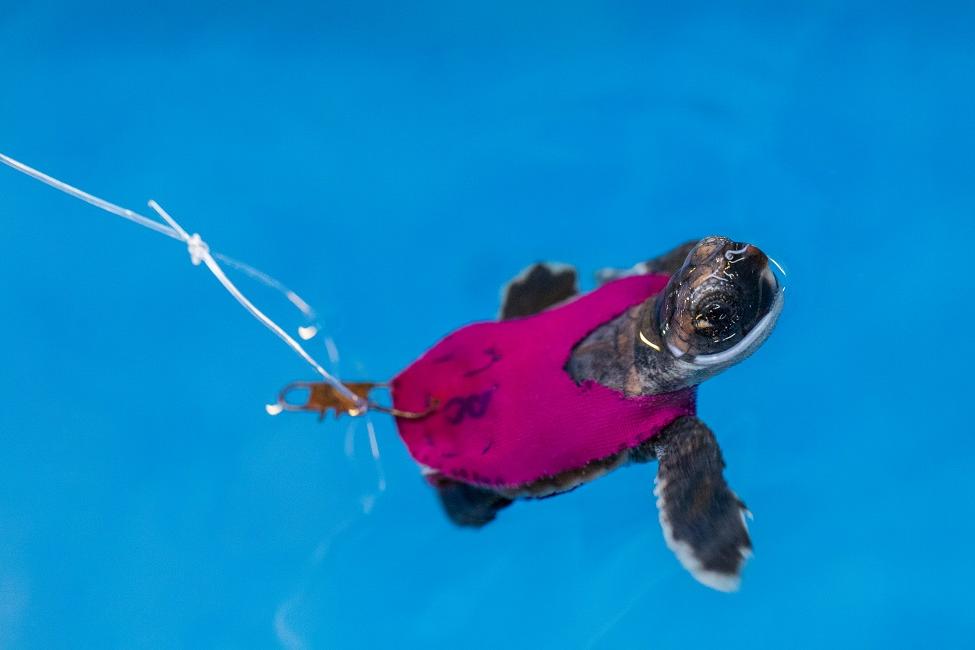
685,241,784,367
724,244,777,322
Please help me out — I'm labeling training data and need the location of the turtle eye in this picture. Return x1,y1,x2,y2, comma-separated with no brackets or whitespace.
692,298,738,340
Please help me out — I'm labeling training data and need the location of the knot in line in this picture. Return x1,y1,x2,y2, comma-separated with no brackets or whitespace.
186,233,210,266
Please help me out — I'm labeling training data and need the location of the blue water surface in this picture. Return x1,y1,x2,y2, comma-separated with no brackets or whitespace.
1,1,973,648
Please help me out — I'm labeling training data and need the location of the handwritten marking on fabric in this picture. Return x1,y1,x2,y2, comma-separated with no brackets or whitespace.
442,389,495,425
463,348,502,377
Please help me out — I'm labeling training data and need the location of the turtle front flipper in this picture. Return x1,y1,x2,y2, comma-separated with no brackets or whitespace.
653,416,752,591
428,473,513,528
500,263,578,320
596,239,698,284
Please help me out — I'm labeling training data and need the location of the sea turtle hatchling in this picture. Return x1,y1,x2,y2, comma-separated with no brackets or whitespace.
280,236,784,591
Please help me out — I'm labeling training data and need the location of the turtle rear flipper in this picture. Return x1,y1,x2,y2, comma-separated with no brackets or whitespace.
653,416,752,591
500,263,578,320
429,473,513,528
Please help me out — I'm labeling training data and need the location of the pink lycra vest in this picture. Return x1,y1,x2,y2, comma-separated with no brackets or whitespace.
390,274,697,488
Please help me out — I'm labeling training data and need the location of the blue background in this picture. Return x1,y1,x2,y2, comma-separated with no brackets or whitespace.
1,1,973,648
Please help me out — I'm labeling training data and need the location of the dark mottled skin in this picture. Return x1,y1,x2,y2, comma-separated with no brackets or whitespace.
653,416,751,577
566,241,696,396
564,300,681,397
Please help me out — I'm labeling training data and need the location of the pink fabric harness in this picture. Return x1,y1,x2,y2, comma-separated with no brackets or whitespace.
391,274,697,488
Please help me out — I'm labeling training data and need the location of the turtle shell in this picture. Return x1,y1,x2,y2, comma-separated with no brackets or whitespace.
390,274,697,489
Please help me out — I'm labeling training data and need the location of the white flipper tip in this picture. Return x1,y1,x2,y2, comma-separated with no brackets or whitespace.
654,477,751,592
693,568,742,593
665,533,749,593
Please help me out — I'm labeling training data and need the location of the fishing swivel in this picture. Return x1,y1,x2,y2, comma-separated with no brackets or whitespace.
270,382,438,421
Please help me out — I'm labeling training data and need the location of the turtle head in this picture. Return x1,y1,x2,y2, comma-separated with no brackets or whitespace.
652,236,783,378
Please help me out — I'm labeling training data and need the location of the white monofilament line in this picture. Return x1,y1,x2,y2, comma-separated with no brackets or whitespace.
0,152,363,409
